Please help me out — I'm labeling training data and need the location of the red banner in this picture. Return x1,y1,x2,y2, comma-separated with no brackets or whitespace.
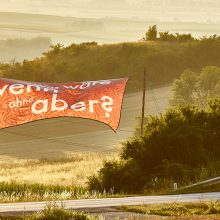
0,78,128,131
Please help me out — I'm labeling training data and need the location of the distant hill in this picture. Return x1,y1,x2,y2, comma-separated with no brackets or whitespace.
1,12,220,47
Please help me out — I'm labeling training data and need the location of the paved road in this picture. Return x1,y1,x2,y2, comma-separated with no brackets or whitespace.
0,192,219,214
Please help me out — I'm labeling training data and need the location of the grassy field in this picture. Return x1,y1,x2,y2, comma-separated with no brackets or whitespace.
0,153,121,202
0,153,117,186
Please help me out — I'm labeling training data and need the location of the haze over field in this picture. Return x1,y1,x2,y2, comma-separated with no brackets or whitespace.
1,0,220,62
1,0,220,22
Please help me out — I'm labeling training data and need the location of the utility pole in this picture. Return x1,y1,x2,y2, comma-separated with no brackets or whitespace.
141,68,146,135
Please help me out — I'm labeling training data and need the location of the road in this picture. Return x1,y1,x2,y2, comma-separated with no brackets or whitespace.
0,192,219,214
0,85,172,160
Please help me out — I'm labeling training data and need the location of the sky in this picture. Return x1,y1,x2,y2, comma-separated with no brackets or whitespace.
1,0,220,23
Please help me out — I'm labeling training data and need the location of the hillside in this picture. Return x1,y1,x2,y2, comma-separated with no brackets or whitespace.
1,38,220,91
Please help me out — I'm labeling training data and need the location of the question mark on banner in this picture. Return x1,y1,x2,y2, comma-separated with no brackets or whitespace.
101,96,113,118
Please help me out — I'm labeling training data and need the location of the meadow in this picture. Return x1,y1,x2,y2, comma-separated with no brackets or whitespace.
0,153,119,202
0,153,118,186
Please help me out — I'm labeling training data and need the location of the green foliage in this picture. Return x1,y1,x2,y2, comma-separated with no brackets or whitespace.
170,66,220,107
145,25,157,41
88,101,220,193
145,25,194,42
88,160,145,193
159,32,194,42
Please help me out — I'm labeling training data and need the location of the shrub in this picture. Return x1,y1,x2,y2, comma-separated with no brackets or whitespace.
88,100,220,193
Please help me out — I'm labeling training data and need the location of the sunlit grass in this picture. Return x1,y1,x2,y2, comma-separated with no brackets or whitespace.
0,153,118,186
0,153,121,202
120,201,220,217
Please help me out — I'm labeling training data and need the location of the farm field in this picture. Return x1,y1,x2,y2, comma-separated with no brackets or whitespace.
0,85,172,160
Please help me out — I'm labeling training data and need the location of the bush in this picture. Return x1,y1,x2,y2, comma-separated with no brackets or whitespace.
88,100,220,193
88,160,145,193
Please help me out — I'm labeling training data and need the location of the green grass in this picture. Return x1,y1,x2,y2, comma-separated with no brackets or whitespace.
120,201,220,217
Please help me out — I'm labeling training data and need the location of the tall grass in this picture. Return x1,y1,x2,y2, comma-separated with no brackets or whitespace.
0,153,117,186
0,153,119,202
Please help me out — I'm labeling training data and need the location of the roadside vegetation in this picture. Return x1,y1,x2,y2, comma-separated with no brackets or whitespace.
0,182,115,203
0,206,98,220
120,201,220,217
1,202,220,220
88,99,220,194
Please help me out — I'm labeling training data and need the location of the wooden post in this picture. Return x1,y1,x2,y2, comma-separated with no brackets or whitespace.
141,68,146,135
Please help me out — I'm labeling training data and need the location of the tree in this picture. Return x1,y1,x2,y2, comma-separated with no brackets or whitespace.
159,31,175,41
43,44,64,58
170,69,199,107
146,25,157,41
170,66,220,108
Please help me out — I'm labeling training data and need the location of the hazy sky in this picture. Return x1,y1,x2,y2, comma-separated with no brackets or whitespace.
1,0,220,22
